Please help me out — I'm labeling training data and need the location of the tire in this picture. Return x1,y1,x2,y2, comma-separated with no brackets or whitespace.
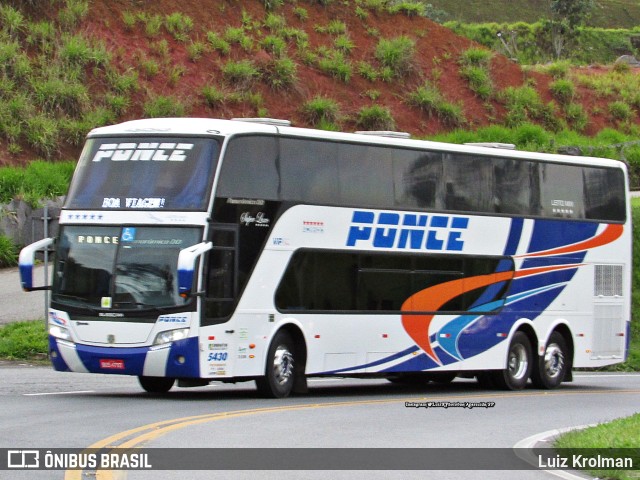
256,331,296,398
138,376,174,393
531,332,569,389
491,331,532,390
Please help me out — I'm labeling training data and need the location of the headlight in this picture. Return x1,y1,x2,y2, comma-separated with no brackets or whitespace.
153,328,189,346
49,325,71,341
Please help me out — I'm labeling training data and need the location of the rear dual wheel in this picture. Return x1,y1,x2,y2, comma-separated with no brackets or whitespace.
531,332,569,389
489,331,532,390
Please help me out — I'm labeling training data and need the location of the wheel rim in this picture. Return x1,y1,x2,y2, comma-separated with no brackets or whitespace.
508,344,529,380
272,345,294,386
544,343,565,380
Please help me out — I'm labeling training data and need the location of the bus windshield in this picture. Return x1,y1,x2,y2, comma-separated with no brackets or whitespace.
51,226,202,313
65,137,220,211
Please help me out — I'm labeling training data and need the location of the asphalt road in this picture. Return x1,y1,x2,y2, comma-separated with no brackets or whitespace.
0,364,638,480
0,265,47,324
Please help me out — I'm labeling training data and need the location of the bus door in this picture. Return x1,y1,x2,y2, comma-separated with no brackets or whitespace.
201,223,239,378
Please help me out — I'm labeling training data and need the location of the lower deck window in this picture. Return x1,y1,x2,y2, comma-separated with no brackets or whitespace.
275,250,513,314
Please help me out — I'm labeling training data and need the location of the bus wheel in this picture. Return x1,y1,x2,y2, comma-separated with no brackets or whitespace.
138,376,175,393
531,332,568,389
256,331,296,398
492,332,532,390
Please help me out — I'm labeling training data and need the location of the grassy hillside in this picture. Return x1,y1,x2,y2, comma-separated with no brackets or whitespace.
425,0,640,28
1,0,640,165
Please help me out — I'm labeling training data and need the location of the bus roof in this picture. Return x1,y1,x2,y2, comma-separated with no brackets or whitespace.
87,117,626,170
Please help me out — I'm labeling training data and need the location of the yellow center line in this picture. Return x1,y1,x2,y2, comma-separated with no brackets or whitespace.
64,388,640,480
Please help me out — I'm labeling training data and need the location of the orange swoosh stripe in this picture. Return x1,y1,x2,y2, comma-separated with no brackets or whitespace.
401,271,514,363
520,224,623,258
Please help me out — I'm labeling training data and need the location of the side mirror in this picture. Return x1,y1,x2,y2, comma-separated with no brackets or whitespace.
19,238,54,291
177,242,212,297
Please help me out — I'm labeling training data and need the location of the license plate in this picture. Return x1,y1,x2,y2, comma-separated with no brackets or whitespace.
100,359,125,370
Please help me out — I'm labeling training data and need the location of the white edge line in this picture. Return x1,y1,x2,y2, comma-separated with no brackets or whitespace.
24,390,96,396
514,425,596,480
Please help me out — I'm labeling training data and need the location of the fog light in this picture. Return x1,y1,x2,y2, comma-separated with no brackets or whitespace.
177,355,186,364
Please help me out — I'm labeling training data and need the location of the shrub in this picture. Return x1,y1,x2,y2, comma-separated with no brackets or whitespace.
262,57,297,89
459,47,492,67
206,32,231,55
388,2,425,17
187,41,207,62
165,12,193,42
263,13,286,32
202,86,226,107
21,160,75,205
0,5,25,38
24,115,60,159
143,95,187,118
543,60,570,79
29,77,84,116
261,35,287,57
407,83,465,126
460,65,493,99
565,103,588,132
0,236,18,268
435,102,466,127
356,105,396,130
293,7,308,21
222,59,260,90
500,85,544,126
334,35,355,54
317,50,352,82
514,123,550,149
357,61,378,81
549,79,575,105
301,96,340,125
58,0,89,29
375,36,415,77
141,13,163,37
609,101,634,122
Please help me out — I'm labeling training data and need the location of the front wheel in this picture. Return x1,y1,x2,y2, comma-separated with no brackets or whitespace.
138,376,175,393
256,331,296,398
492,331,532,390
531,332,569,389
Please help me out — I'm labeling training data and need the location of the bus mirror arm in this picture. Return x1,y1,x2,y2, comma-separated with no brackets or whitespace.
177,242,212,298
19,238,54,292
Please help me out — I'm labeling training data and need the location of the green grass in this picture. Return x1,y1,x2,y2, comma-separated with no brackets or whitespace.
554,413,640,480
0,160,75,206
0,320,48,360
426,0,640,28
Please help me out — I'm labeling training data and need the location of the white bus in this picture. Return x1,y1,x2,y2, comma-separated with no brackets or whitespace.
19,118,631,397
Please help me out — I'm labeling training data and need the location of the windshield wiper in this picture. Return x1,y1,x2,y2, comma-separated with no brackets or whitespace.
52,294,98,314
112,301,174,313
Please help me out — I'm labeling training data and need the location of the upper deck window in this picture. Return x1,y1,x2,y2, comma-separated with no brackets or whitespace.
65,137,220,211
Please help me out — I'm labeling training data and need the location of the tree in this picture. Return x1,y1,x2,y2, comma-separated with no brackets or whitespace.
545,0,596,59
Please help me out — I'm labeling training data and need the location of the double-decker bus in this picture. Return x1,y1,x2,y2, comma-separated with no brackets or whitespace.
19,118,631,397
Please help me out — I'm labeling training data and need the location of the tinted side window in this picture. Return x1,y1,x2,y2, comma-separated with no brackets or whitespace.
280,138,339,204
443,154,495,213
393,150,444,210
583,167,626,221
494,158,540,215
338,143,394,207
217,136,279,200
275,250,512,314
